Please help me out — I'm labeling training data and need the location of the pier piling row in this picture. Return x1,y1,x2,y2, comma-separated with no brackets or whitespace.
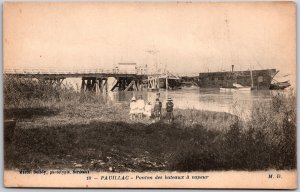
81,77,108,93
41,77,66,87
110,77,144,92
147,76,160,90
4,69,183,92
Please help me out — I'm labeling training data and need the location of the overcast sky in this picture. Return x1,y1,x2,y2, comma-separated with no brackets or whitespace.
4,2,296,80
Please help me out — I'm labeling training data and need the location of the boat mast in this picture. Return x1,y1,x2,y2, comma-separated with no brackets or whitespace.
250,70,254,88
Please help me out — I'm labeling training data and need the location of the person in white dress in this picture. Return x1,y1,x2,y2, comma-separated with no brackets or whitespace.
136,95,145,119
129,97,137,120
143,101,152,119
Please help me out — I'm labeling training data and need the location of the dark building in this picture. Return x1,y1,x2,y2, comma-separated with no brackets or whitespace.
199,69,277,90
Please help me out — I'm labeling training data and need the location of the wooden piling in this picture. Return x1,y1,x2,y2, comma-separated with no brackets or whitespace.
81,79,86,92
166,76,168,89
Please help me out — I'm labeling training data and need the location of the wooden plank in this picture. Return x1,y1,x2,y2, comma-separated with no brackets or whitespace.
124,80,135,91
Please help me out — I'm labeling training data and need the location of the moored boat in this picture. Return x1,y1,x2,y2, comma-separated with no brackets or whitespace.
269,72,291,90
199,68,277,90
270,81,291,90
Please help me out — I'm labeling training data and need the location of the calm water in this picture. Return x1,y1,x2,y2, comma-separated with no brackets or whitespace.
64,78,281,117
108,88,277,117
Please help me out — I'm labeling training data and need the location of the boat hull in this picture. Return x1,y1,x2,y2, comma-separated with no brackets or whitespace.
270,81,291,90
199,69,277,90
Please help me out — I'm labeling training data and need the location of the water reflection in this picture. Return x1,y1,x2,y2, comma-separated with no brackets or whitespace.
64,78,278,118
109,88,274,117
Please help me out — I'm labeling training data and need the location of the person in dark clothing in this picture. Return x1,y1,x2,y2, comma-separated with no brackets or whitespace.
156,92,160,100
166,97,174,123
153,98,162,121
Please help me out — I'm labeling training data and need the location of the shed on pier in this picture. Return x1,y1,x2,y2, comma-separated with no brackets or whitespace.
113,63,136,74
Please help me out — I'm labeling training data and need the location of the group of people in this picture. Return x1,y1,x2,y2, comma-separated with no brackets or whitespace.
129,93,174,123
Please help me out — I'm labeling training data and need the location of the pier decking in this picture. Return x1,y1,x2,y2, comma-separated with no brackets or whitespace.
4,67,181,92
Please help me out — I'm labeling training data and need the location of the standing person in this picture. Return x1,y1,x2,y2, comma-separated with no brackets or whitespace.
136,95,145,119
154,98,162,121
166,97,174,123
143,101,152,120
156,92,160,100
129,97,137,120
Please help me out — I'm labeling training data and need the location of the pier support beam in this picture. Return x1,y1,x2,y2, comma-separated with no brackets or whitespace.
147,76,159,90
166,76,169,89
81,79,86,92
124,80,140,91
81,77,108,93
111,79,120,91
98,78,108,93
102,78,108,93
111,77,142,92
41,77,65,88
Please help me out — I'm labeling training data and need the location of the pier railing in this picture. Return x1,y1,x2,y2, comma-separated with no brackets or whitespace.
3,68,151,76
3,68,199,77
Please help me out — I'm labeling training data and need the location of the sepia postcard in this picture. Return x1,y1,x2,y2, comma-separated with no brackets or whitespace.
3,1,297,189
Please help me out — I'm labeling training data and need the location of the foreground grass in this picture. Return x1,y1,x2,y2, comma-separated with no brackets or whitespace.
5,101,296,172
4,76,296,172
4,102,237,171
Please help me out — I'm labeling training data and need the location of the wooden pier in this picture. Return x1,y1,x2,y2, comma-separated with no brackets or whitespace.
4,65,182,92
81,77,108,93
147,71,181,90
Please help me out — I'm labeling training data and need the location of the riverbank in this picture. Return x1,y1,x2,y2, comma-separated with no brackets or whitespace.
4,99,296,172
4,76,296,171
4,101,237,171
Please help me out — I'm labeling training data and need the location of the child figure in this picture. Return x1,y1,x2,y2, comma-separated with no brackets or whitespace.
136,95,145,119
153,98,162,121
129,97,137,120
143,101,152,120
166,97,174,123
